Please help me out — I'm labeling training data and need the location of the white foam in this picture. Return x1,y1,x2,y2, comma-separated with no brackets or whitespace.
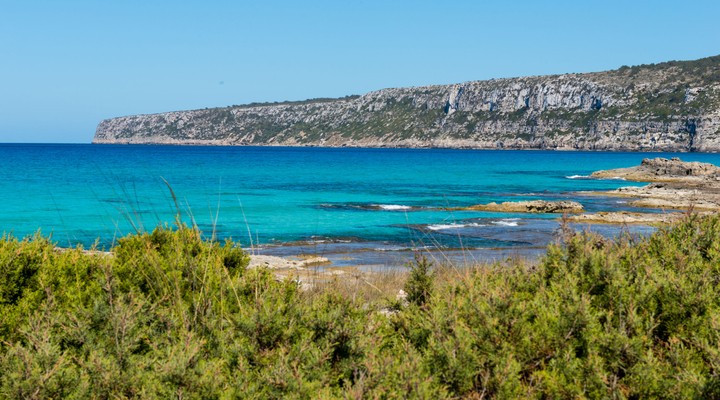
427,223,463,231
376,204,412,211
376,246,405,252
566,175,591,180
427,222,486,231
492,220,519,227
609,176,626,181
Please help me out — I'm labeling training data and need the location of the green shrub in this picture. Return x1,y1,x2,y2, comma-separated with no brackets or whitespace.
1,217,720,397
404,254,434,307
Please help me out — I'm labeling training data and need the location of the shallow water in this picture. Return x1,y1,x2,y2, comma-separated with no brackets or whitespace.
2,144,718,266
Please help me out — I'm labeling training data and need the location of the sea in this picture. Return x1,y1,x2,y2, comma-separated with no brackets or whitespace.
3,144,720,268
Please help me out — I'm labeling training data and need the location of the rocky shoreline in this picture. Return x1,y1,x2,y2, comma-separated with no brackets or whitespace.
567,211,686,225
437,157,718,225
51,157,717,278
256,158,720,270
568,157,720,224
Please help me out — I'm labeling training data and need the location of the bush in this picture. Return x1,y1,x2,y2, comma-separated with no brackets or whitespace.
1,217,720,397
404,254,434,307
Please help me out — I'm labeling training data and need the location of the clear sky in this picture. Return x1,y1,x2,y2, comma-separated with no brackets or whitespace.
1,0,718,143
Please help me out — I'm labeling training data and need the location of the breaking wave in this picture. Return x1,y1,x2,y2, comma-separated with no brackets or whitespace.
491,219,520,227
375,204,412,211
426,222,487,231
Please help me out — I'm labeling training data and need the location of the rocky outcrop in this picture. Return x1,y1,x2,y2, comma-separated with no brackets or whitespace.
568,211,685,225
463,200,584,213
609,183,720,210
587,158,720,211
94,55,720,151
248,255,330,270
591,157,720,181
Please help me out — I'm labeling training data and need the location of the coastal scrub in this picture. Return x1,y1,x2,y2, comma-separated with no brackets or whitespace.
1,216,720,397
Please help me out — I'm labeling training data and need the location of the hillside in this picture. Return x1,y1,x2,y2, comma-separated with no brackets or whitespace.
93,55,720,151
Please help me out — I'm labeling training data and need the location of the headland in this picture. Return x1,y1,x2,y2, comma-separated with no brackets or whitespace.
94,55,720,151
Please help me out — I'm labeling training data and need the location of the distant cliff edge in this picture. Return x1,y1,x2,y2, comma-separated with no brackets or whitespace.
94,55,720,151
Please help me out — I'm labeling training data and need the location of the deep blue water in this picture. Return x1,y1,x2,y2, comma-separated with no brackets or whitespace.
2,144,719,266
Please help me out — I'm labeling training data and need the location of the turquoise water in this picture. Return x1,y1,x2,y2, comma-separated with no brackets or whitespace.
2,144,719,265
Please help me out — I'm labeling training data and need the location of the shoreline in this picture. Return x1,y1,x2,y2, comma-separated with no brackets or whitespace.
257,157,720,268
90,141,720,153
572,157,720,220
37,155,720,272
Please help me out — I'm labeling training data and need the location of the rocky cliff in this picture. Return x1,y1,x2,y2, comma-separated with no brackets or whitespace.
94,55,720,151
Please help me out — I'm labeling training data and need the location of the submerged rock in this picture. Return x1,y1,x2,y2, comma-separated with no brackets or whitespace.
568,211,685,225
463,200,584,213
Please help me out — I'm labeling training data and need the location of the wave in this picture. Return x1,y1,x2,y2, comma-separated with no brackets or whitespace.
375,204,412,211
375,246,408,252
318,203,415,211
302,236,357,245
492,219,520,227
427,223,463,231
426,222,487,231
566,174,626,181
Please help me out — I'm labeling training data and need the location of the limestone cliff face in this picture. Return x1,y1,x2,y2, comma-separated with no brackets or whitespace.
94,55,720,151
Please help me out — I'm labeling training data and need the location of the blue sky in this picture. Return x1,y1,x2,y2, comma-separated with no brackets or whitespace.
1,0,718,143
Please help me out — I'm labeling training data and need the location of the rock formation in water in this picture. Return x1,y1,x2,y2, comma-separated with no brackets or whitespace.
587,157,720,212
462,200,584,213
591,157,720,181
94,55,720,151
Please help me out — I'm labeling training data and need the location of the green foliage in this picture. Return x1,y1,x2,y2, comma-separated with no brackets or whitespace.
2,217,720,397
233,94,361,109
404,254,433,306
633,86,691,121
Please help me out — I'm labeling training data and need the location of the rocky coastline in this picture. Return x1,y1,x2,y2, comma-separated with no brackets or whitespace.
232,158,720,270
94,55,720,151
567,211,686,225
54,158,716,274
569,157,720,224
448,157,719,225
